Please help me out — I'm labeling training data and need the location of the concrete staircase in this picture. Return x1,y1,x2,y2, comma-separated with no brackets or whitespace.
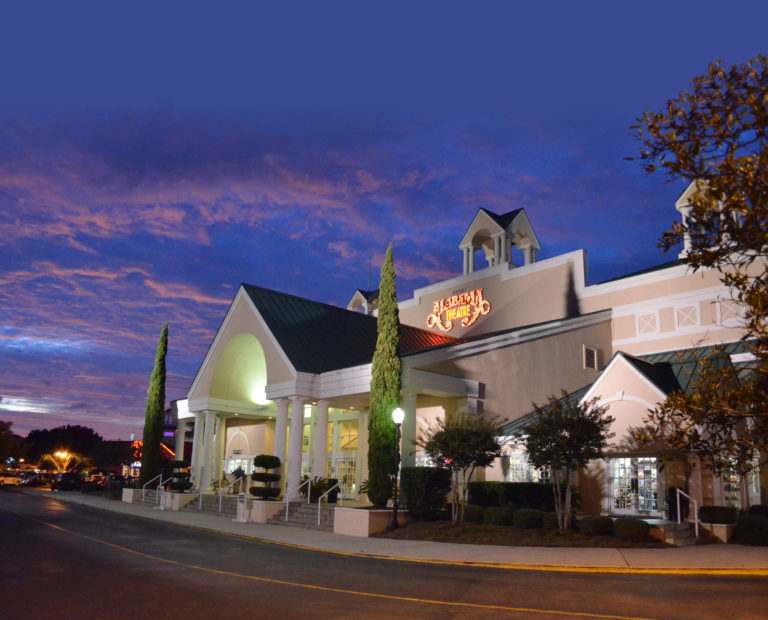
266,501,336,532
660,522,698,546
179,493,238,518
135,489,161,508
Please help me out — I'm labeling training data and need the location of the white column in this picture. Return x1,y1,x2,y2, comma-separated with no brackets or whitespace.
215,414,227,478
190,411,203,486
401,391,418,468
313,400,329,478
468,245,475,273
357,408,368,492
174,416,186,461
273,397,288,462
199,411,216,493
287,396,306,498
462,246,469,275
492,236,502,266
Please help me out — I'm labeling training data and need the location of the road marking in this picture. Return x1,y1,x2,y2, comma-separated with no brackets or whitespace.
6,506,652,620
20,493,768,578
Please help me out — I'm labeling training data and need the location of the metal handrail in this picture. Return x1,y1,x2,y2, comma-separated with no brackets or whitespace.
219,476,245,512
317,480,343,526
676,488,699,538
285,478,311,521
198,475,219,511
156,475,174,506
141,474,162,502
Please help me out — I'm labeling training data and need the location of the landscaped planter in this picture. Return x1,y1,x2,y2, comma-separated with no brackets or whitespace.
333,507,409,537
700,522,734,542
247,499,285,523
122,488,140,503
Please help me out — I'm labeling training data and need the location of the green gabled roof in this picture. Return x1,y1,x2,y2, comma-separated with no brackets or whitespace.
634,341,751,395
241,283,455,374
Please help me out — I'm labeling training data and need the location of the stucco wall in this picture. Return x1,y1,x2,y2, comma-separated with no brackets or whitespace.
417,318,612,424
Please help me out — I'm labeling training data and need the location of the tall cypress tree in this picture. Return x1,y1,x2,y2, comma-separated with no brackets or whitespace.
367,244,402,507
141,322,168,485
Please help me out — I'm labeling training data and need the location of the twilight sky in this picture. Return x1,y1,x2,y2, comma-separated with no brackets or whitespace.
1,3,766,439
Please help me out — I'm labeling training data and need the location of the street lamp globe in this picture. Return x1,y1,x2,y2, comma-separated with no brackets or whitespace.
392,407,405,425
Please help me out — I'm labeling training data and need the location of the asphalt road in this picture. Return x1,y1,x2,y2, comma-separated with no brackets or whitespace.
1,488,766,620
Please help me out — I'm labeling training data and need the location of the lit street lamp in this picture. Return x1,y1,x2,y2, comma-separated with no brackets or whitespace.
391,407,405,529
53,451,73,473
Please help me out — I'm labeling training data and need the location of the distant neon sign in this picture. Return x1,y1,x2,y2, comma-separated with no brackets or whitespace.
426,288,491,332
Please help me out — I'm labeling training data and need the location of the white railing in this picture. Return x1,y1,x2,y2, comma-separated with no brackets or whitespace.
317,480,343,526
219,476,245,512
676,488,699,538
285,479,311,521
141,474,162,502
155,475,174,508
198,475,219,511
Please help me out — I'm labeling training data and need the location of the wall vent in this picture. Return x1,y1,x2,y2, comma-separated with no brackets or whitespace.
583,345,599,371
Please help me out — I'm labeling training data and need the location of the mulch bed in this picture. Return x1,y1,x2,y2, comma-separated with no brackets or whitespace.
372,520,670,548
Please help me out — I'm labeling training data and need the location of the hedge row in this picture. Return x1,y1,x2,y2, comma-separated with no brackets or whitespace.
462,507,649,540
467,482,555,511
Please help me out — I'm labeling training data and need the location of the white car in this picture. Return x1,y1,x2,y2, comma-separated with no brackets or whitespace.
0,472,22,486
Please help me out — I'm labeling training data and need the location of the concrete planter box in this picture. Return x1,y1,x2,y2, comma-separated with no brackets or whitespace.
122,488,140,503
700,522,734,542
334,507,409,537
247,499,285,523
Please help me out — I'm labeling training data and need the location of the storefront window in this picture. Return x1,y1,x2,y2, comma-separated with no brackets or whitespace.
610,457,658,514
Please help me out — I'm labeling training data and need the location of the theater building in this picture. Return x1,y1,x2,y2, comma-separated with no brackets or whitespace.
177,182,762,516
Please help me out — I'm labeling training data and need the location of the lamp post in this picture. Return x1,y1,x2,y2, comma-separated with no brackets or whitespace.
391,407,405,529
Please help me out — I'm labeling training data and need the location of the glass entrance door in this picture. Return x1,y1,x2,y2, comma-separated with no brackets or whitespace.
610,457,659,515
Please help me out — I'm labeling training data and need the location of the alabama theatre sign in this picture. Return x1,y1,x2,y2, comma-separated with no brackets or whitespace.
426,288,491,332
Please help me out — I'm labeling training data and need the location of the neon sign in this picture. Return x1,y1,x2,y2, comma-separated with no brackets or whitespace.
426,288,491,332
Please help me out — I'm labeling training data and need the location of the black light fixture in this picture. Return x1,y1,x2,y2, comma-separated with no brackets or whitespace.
391,407,405,529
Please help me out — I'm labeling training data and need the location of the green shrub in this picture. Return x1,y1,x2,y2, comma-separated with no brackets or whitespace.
169,480,192,492
251,472,281,484
731,515,768,546
249,486,280,499
514,508,544,529
463,504,485,522
250,454,282,500
483,506,515,525
614,518,649,542
748,505,768,519
698,505,738,524
542,511,558,531
468,482,554,510
580,515,615,536
400,467,451,521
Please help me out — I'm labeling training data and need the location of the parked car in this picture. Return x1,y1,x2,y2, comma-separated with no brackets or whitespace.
50,472,83,491
96,474,126,490
0,472,22,486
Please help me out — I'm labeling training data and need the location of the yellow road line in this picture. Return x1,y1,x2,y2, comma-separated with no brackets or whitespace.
23,493,768,577
7,505,652,620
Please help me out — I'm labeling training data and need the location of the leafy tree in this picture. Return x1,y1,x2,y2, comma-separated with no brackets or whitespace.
518,392,614,534
639,347,763,506
25,425,102,463
632,55,768,352
416,412,506,523
141,323,168,485
0,420,22,466
367,243,402,507
631,55,768,497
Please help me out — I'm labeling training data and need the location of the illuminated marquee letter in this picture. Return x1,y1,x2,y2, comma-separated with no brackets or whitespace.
426,288,491,332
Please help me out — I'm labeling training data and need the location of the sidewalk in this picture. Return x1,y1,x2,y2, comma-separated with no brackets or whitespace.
32,490,768,574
